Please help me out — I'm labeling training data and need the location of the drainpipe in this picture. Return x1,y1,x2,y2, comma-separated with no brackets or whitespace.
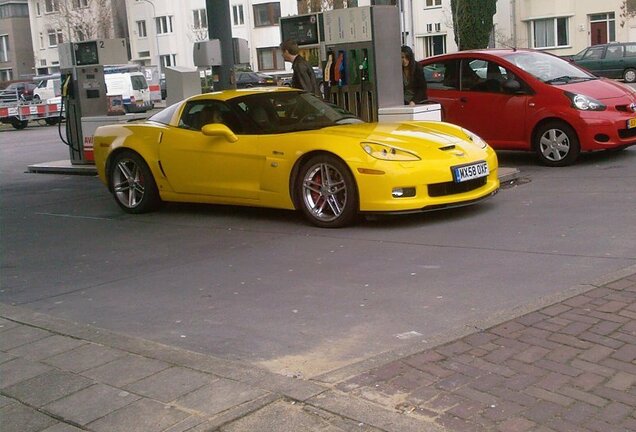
511,0,517,48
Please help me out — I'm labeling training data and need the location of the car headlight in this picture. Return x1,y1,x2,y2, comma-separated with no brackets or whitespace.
360,142,421,161
565,91,606,111
461,128,488,149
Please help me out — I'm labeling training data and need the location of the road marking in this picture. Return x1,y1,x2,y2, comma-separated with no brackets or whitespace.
395,331,423,340
35,212,114,220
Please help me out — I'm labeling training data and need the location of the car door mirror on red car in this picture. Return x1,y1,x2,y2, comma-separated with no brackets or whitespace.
502,79,522,94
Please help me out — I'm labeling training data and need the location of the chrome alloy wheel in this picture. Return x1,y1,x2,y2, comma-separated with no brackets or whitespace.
302,162,348,223
112,157,146,209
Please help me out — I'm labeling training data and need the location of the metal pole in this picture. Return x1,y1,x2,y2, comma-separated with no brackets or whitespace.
141,0,161,77
206,0,234,90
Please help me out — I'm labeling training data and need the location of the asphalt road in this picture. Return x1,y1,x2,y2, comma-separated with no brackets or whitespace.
1,122,635,379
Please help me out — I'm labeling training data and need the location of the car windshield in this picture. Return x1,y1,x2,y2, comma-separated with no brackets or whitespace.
131,75,148,90
503,52,596,84
232,91,362,133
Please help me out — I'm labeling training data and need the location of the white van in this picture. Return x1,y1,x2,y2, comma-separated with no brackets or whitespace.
33,74,61,102
105,71,152,113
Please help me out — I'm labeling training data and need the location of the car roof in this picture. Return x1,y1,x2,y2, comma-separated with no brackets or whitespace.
420,48,561,64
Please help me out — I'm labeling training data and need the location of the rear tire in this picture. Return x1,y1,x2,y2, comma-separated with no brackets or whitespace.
109,151,161,214
624,68,636,83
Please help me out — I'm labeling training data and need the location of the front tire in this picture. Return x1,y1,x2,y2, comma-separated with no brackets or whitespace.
297,155,358,228
11,118,28,130
109,151,161,213
624,68,636,83
534,121,580,167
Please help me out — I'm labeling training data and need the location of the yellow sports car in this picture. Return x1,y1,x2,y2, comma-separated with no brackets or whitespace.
93,87,499,228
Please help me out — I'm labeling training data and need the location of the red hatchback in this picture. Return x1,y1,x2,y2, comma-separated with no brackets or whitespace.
420,49,636,166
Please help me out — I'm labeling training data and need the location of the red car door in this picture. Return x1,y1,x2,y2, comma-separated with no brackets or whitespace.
427,57,531,150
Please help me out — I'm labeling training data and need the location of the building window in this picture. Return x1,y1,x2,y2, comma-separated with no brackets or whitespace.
75,28,86,41
253,2,280,27
47,29,63,47
137,20,147,37
233,4,244,26
36,2,41,16
257,46,284,70
160,54,176,67
0,68,13,81
532,17,569,49
156,16,174,34
44,0,59,13
0,34,9,62
193,9,207,29
138,51,150,58
425,0,441,7
424,34,446,57
72,0,88,9
39,32,44,49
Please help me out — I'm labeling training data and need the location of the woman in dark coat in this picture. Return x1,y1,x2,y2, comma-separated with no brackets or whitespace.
401,45,427,105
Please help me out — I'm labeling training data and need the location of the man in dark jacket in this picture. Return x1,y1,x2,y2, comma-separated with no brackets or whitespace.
280,39,320,97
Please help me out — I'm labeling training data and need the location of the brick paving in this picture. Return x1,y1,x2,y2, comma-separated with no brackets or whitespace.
336,273,636,432
2,271,635,431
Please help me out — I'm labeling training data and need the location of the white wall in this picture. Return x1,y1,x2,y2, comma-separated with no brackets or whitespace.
513,0,632,55
126,0,206,69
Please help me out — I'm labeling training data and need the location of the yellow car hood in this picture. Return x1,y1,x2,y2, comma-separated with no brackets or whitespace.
322,121,480,152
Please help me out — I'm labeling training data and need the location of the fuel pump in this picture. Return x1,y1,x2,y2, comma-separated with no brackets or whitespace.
322,6,403,122
57,39,128,165
60,64,108,164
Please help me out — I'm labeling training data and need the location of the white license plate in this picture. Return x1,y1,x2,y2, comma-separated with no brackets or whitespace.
452,161,489,183
627,118,636,129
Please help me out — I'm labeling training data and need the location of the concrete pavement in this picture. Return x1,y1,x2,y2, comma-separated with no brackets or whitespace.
2,265,635,432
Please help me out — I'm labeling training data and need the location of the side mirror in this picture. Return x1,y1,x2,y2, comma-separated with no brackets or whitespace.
201,124,238,143
502,79,522,94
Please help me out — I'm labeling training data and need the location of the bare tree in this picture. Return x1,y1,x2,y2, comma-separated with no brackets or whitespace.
46,0,114,42
620,0,636,27
297,0,356,14
188,26,209,43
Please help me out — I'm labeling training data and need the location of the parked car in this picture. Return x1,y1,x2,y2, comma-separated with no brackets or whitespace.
92,87,499,227
0,82,37,103
235,71,276,88
105,71,152,113
568,42,636,83
420,49,636,166
274,72,293,87
33,74,61,102
275,67,324,95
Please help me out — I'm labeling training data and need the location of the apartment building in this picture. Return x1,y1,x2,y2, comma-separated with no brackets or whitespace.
0,0,34,81
412,0,634,60
126,0,207,70
511,0,633,56
27,0,127,75
20,0,636,78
